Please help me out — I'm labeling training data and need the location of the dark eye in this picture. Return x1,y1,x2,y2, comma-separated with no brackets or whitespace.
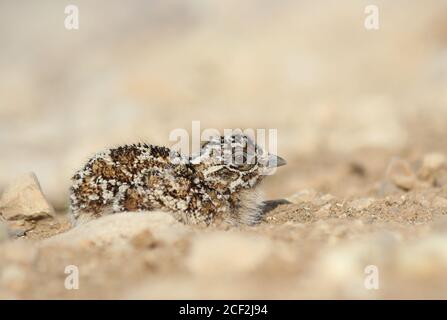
211,167,239,180
234,153,246,165
231,152,254,171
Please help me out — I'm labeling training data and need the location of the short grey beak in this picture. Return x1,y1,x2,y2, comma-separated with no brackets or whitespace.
268,155,287,168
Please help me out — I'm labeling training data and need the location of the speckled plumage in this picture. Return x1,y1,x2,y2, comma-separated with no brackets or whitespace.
69,135,286,226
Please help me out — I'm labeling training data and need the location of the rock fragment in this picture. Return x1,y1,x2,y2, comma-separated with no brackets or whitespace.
386,157,417,191
419,153,446,178
43,211,188,249
418,153,447,186
0,172,55,222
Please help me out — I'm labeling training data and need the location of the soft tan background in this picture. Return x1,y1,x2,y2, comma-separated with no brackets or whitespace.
1,0,447,206
2,1,447,300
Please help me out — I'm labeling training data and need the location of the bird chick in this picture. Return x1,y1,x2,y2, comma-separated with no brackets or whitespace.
69,134,286,226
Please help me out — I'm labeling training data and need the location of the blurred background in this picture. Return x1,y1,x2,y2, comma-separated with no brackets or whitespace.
1,0,447,208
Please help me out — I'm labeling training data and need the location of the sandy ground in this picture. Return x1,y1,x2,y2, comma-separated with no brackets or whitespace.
1,1,447,299
2,145,447,299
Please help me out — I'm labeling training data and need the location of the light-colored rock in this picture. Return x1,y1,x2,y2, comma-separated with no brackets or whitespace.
0,172,55,221
43,211,189,249
348,198,375,211
186,232,272,276
419,153,446,178
386,157,416,190
418,153,447,187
